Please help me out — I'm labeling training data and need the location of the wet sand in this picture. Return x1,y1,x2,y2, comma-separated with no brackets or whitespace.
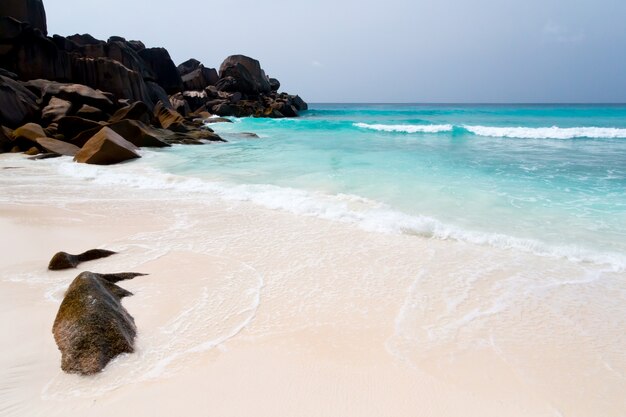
1,154,625,417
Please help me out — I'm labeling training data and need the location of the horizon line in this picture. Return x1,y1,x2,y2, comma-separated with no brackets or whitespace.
307,102,626,106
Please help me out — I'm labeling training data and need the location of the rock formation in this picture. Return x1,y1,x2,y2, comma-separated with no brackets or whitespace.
0,0,47,35
0,1,307,161
74,127,141,165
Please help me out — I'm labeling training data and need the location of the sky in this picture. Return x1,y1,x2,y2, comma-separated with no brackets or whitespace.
45,0,626,103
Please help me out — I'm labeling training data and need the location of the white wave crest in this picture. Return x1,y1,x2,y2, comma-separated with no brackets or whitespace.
54,159,626,271
464,125,626,139
354,123,453,133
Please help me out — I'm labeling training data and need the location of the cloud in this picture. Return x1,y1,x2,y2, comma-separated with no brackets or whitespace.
312,60,323,67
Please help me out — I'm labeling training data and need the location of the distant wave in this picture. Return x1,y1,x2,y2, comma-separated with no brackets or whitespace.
464,125,626,139
354,123,453,133
352,122,626,139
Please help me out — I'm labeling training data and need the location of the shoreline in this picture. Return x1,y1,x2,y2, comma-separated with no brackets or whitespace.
1,153,625,416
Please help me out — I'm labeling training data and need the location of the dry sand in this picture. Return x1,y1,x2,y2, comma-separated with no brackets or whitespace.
1,154,625,416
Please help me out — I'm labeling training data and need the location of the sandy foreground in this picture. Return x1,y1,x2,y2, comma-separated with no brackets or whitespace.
0,154,625,417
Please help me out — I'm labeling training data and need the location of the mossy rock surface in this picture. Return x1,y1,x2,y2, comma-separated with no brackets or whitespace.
52,271,145,375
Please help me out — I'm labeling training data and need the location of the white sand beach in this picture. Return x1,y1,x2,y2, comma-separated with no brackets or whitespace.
1,153,625,417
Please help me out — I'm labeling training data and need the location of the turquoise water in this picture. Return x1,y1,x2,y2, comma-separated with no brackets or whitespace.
151,104,626,267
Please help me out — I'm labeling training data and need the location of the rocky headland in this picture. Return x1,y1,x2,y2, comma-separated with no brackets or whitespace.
0,0,307,164
0,0,308,375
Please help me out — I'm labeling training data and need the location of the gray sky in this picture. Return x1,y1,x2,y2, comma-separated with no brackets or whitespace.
45,0,626,103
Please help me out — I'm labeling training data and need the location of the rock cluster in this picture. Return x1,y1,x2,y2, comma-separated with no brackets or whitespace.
0,0,307,163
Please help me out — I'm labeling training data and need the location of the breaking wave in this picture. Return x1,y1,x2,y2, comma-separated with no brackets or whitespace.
464,125,626,139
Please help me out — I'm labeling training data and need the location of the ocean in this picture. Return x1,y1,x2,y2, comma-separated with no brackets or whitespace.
145,103,626,270
2,104,626,415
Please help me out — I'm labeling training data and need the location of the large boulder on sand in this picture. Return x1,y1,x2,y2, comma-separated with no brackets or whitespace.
52,271,145,375
0,75,39,128
0,0,47,35
218,55,271,96
13,122,45,142
74,126,140,165
106,119,170,148
35,137,80,156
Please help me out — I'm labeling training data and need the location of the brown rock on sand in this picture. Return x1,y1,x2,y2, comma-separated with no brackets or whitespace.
34,137,80,156
48,248,117,270
74,126,140,165
52,271,146,375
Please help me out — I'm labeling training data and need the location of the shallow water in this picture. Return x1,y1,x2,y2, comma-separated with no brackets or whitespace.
1,149,625,416
140,104,626,269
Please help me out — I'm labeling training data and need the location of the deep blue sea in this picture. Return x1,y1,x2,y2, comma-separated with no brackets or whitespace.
147,104,626,268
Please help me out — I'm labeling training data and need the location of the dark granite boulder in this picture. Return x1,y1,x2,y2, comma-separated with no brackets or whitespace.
269,77,280,92
0,125,13,152
177,58,201,76
145,81,170,110
48,249,116,270
126,40,145,52
154,101,188,132
182,67,218,91
66,33,101,47
75,104,108,121
74,126,140,165
71,56,154,108
109,101,152,125
35,137,80,156
271,101,299,117
0,0,47,35
56,116,103,140
0,75,38,128
182,90,208,112
13,122,45,143
218,55,271,96
41,97,72,124
52,271,145,375
291,95,308,111
169,93,191,117
24,146,40,155
214,75,237,93
39,81,114,112
76,37,154,80
212,102,235,117
0,23,73,81
0,68,18,79
106,119,170,148
138,47,183,94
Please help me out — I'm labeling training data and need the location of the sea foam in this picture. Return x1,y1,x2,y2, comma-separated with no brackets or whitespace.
55,159,626,271
464,125,626,139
